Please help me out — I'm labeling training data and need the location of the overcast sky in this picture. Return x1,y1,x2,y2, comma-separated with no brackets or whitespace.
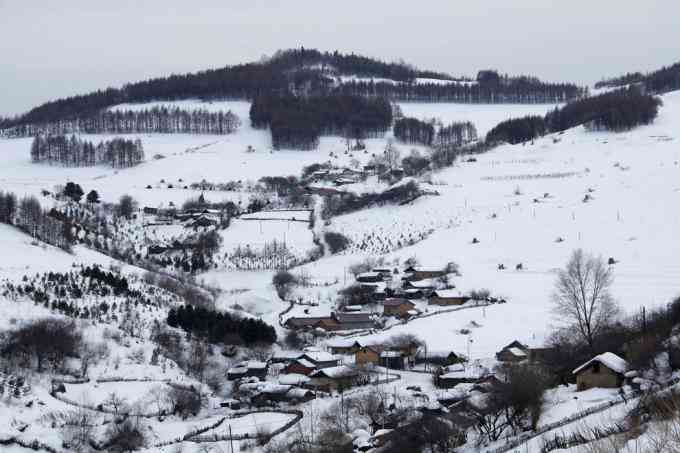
1,0,678,116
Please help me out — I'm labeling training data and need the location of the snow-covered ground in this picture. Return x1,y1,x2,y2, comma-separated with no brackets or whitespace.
2,89,680,452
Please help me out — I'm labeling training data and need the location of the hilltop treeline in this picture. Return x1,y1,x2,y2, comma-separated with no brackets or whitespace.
167,304,277,345
595,60,680,94
250,94,392,149
31,135,145,168
486,87,661,144
0,191,73,250
336,72,581,104
4,107,240,138
4,48,582,130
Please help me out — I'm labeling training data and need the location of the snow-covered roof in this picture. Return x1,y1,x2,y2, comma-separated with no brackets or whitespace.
286,387,313,399
431,289,467,298
508,347,527,357
380,351,402,358
303,351,338,363
279,373,311,385
311,365,357,379
357,272,381,279
572,352,629,375
294,358,316,369
245,360,268,369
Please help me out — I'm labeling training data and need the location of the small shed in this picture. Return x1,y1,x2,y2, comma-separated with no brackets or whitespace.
573,352,629,391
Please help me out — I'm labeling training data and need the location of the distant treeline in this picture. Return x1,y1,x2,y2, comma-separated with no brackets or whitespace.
486,87,661,144
3,48,582,130
250,94,392,150
4,107,240,138
0,191,73,250
393,117,477,147
167,304,277,345
31,135,145,168
595,60,680,94
335,73,581,104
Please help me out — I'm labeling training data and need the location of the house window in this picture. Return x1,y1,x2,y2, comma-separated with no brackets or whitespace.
592,362,600,373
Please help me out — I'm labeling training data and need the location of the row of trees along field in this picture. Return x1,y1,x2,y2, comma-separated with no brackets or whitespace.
3,48,583,130
4,107,240,138
393,117,478,147
486,86,661,144
335,73,582,103
595,60,680,94
250,94,393,150
0,191,73,250
31,135,145,168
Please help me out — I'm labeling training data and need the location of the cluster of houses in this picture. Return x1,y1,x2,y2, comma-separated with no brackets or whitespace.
284,264,487,335
143,206,225,229
357,265,477,307
304,164,406,193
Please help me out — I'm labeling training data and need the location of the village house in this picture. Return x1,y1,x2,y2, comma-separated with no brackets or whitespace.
380,351,407,370
332,312,375,330
327,339,365,355
495,341,530,363
573,352,629,391
301,350,340,369
356,272,384,283
403,266,447,281
403,288,425,300
355,345,383,366
283,358,317,376
382,298,416,318
227,361,269,380
372,268,395,280
251,385,315,407
284,316,334,330
428,290,471,306
436,362,491,388
308,365,363,392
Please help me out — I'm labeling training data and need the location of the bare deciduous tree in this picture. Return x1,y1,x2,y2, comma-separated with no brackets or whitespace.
552,249,620,350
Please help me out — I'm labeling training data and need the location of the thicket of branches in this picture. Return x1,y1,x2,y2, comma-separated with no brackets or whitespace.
30,134,144,168
250,94,392,150
167,304,277,345
0,191,73,250
6,107,240,138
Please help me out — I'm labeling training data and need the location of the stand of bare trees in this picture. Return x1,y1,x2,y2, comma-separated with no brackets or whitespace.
31,134,145,168
7,107,240,138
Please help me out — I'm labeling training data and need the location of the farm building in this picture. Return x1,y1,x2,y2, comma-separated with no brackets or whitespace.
403,266,447,281
227,361,269,380
383,298,416,317
355,346,383,366
301,350,340,369
436,363,491,388
356,272,384,283
332,312,375,330
308,365,363,392
428,290,470,306
495,341,529,363
327,339,365,355
283,359,317,376
380,351,406,370
573,352,629,391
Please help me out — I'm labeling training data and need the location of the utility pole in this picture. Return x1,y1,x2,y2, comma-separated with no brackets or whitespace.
229,425,234,453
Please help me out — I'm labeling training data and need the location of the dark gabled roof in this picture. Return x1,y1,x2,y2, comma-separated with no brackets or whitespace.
383,298,414,307
332,312,372,323
285,317,331,327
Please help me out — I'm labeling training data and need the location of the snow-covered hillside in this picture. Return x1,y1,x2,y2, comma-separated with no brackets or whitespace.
1,89,679,452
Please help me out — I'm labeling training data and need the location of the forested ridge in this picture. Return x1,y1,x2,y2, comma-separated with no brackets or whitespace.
2,48,583,130
595,60,680,94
